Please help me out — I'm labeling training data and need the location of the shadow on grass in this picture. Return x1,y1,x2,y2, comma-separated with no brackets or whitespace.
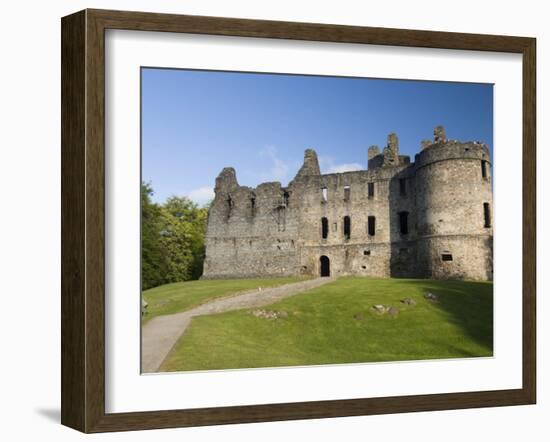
398,279,493,353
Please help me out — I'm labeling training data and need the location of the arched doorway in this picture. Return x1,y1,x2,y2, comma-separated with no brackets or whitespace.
320,255,330,277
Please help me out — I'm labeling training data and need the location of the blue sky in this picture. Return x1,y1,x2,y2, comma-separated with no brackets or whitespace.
142,68,493,205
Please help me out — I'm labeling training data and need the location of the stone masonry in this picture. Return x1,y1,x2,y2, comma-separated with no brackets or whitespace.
202,126,493,281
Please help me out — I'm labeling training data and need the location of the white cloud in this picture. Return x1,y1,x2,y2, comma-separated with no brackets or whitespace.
259,145,290,182
246,145,299,184
244,147,364,186
185,186,214,205
326,162,364,174
319,155,365,174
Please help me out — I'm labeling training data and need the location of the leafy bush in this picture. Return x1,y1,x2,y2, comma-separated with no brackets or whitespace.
141,182,209,290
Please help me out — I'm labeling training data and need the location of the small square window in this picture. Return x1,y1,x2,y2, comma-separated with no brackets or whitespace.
368,216,376,236
363,250,371,256
321,217,329,239
398,211,409,235
441,254,453,262
483,202,491,228
343,216,351,240
367,182,375,198
343,185,350,201
481,160,488,179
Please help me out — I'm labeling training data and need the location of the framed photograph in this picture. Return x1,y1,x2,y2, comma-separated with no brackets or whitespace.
61,9,536,433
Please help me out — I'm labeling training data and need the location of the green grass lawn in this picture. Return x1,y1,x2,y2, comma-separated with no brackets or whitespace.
160,277,493,372
142,277,306,323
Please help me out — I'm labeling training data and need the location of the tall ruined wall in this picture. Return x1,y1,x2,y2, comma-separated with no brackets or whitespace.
203,168,300,278
204,149,328,279
290,164,416,278
202,126,493,281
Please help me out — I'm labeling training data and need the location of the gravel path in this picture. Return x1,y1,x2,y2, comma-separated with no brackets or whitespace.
141,277,334,373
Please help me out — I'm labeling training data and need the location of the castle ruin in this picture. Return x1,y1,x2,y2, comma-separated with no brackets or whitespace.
202,126,493,281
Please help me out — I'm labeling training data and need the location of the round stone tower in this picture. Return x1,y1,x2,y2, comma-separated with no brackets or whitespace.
414,126,493,280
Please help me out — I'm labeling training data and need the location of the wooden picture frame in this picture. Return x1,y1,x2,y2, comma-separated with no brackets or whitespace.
61,8,536,433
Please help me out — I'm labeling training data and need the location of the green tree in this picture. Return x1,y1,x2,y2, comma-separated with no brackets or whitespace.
161,196,209,282
141,183,210,289
141,182,165,290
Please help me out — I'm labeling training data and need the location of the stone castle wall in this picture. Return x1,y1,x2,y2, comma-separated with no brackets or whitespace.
202,126,493,281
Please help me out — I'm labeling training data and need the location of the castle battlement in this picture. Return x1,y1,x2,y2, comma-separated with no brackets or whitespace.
203,126,493,281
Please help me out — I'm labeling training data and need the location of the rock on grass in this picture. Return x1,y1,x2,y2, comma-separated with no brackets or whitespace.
252,309,288,319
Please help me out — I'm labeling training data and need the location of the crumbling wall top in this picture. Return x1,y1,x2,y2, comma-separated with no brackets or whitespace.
368,145,380,160
214,167,239,194
383,133,400,166
421,139,432,150
434,125,447,143
293,148,321,180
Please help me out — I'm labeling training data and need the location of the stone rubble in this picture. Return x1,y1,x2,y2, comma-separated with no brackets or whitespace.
400,298,417,305
424,292,439,302
252,309,289,320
